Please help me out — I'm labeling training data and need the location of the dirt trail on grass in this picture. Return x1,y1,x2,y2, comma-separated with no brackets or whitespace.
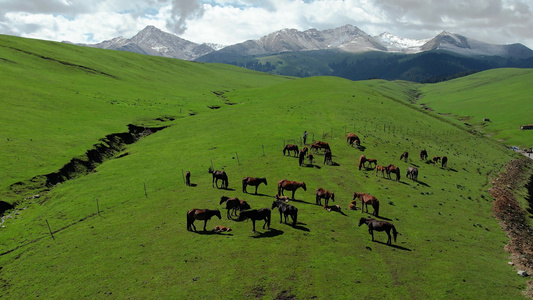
490,157,533,297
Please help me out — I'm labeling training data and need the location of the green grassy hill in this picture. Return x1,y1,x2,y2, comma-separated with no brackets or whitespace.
0,35,531,298
419,68,533,149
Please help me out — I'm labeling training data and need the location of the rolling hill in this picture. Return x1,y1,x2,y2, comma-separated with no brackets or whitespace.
1,34,532,298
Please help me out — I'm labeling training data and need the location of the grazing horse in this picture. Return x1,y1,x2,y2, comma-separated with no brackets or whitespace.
441,156,448,168
358,155,367,170
278,179,307,200
271,200,298,226
432,156,441,165
324,150,333,165
375,164,387,177
316,188,335,206
386,164,401,181
185,171,191,186
220,196,250,219
406,166,418,181
283,144,299,157
242,177,267,194
186,209,221,231
420,149,428,161
209,168,228,189
311,141,330,153
346,133,361,146
353,192,380,216
366,158,377,169
239,208,271,232
358,217,398,245
308,153,314,165
400,151,408,162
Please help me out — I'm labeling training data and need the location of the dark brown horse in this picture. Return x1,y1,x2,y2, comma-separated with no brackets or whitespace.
420,149,428,161
278,179,307,200
283,144,299,157
358,217,398,245
209,168,228,189
271,200,298,226
406,166,418,181
353,192,380,216
239,208,271,232
323,149,333,165
386,164,401,181
400,151,408,162
324,205,342,212
185,171,191,186
311,141,330,153
358,155,367,170
308,153,314,165
242,177,267,194
316,188,335,206
441,156,448,168
432,156,441,165
298,149,306,166
375,164,387,177
220,196,250,219
186,208,221,231
346,133,360,146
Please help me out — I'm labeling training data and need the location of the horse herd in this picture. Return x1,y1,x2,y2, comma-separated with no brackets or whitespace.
187,133,449,245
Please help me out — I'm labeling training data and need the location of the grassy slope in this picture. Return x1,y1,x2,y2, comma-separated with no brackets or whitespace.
0,35,529,298
419,68,533,148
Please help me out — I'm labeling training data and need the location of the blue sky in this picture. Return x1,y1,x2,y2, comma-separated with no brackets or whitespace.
1,0,532,48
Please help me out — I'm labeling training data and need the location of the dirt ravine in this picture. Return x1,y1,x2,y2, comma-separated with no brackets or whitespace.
490,157,533,297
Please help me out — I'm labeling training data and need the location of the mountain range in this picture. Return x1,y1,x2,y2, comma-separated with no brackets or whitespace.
76,25,533,82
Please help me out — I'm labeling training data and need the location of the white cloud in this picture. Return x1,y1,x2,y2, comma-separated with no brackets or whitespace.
0,0,532,48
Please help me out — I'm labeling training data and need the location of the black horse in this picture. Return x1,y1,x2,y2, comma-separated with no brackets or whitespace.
220,196,251,219
209,168,228,189
358,217,398,245
239,208,271,232
271,200,298,226
420,149,428,161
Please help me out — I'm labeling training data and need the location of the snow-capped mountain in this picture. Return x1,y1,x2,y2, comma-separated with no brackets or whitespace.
375,32,430,53
80,26,214,61
78,25,533,62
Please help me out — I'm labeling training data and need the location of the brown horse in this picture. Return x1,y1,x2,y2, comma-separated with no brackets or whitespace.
400,151,408,162
324,205,342,212
311,141,330,153
271,200,298,226
358,155,367,170
220,196,251,219
420,149,428,161
358,217,398,245
441,156,448,168
366,158,377,169
323,149,333,165
375,164,387,177
348,201,357,210
275,193,290,202
209,168,228,189
186,208,221,231
239,208,271,232
242,177,267,194
316,188,335,206
185,171,191,186
346,133,361,147
283,144,299,157
212,225,232,232
432,156,441,165
298,149,306,166
406,166,418,181
353,192,380,216
278,179,307,200
386,164,401,181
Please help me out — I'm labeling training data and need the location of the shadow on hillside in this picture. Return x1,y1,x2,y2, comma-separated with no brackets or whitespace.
217,187,235,191
245,192,271,197
357,145,366,151
303,164,322,169
374,240,412,251
447,168,458,172
188,183,198,187
375,215,392,221
289,199,313,205
415,180,430,187
292,222,310,232
251,228,284,238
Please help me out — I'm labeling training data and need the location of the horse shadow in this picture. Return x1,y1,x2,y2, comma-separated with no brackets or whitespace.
291,222,310,232
328,162,341,167
375,215,393,221
374,240,412,251
447,168,458,172
356,145,366,151
251,228,284,238
415,180,430,187
217,187,235,191
289,199,313,205
188,183,198,187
